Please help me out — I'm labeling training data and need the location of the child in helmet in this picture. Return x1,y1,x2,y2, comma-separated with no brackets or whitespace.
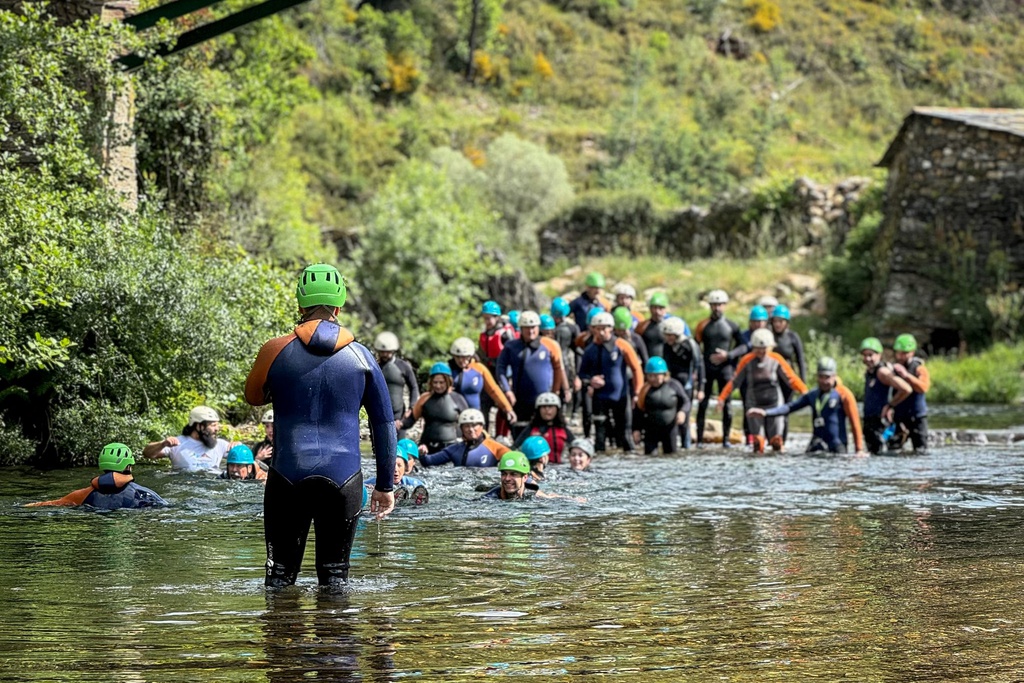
220,444,268,481
635,356,691,454
567,438,595,472
520,435,551,482
365,441,428,505
27,443,168,510
511,392,577,463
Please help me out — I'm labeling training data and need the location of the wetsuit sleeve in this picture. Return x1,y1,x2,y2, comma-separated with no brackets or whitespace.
636,320,650,336
24,486,94,507
839,386,865,452
359,345,397,491
690,339,706,392
672,380,691,414
452,391,469,412
694,319,708,345
244,333,296,405
632,333,649,365
486,438,511,459
542,338,565,394
728,342,750,362
792,333,807,381
495,346,512,391
906,363,931,393
578,348,596,381
419,445,455,467
637,384,650,411
475,363,512,413
574,333,589,350
619,340,644,397
407,394,430,426
773,353,808,394
719,354,752,402
403,362,420,408
765,392,811,418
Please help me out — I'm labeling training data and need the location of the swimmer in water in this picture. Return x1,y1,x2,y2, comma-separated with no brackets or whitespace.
27,443,168,510
366,442,428,505
219,444,268,481
567,438,595,472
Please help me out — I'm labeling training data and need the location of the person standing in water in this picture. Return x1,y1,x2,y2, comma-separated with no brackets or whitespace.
245,264,396,588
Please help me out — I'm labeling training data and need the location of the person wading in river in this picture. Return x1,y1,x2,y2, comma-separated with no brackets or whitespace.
27,443,168,510
245,263,396,588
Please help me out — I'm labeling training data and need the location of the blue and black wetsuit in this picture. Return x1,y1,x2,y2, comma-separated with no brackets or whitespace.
27,472,168,510
765,382,864,454
245,318,396,587
419,436,508,467
578,339,643,452
862,362,895,455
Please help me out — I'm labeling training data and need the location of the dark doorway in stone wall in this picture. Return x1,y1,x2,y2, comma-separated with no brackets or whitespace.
929,328,963,356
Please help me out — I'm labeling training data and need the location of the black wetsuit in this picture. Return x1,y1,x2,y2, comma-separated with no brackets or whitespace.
663,337,705,448
554,318,582,414
638,379,690,454
380,356,419,440
403,391,469,453
695,316,744,445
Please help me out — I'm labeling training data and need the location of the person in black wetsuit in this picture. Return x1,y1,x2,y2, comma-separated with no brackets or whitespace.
660,317,704,449
403,362,470,454
245,264,396,588
634,356,691,455
27,443,168,510
695,289,744,448
374,331,419,441
551,297,582,417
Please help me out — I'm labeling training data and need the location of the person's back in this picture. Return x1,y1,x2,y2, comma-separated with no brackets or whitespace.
27,443,168,511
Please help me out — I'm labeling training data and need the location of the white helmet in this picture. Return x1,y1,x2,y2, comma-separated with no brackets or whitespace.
660,317,687,337
590,312,614,327
458,408,485,426
535,392,561,408
612,283,636,298
449,337,476,357
750,328,775,349
261,409,274,424
374,331,400,352
758,295,778,309
707,289,730,304
189,405,219,424
518,310,541,328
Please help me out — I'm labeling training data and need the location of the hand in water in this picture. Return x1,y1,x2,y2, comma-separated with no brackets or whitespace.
370,489,395,520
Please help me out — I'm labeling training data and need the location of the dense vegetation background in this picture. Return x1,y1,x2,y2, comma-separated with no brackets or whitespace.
1,0,1022,464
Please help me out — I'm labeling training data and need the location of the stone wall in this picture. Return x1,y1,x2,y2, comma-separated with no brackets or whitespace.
875,115,1024,346
538,177,871,266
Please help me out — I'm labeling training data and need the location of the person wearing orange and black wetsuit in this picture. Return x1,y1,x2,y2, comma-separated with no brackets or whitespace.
495,310,567,436
889,334,931,453
696,290,745,448
578,312,644,453
245,264,395,588
448,337,516,428
26,443,167,510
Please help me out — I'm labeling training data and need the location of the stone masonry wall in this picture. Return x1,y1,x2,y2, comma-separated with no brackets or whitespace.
876,116,1024,341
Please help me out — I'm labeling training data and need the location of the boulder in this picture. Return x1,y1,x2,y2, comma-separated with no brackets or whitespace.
783,273,820,294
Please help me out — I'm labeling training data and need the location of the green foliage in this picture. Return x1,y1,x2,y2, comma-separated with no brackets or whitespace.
353,160,511,360
927,343,1024,404
481,133,574,252
821,186,885,323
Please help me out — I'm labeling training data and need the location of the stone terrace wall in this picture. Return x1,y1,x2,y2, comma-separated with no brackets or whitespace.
875,116,1024,342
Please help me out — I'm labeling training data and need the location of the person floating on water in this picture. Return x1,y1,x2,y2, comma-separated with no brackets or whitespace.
512,392,576,463
889,333,930,454
27,443,168,510
520,434,551,482
567,437,595,472
418,409,509,467
373,331,419,441
858,337,913,455
748,357,865,456
142,405,230,473
717,328,807,454
366,442,428,505
245,263,396,588
220,444,268,481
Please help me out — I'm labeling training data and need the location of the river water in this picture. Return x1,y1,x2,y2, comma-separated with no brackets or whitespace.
4,433,1024,681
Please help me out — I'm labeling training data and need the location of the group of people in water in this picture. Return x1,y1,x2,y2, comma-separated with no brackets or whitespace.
30,264,932,588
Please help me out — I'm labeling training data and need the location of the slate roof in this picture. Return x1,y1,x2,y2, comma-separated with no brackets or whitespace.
877,107,1024,167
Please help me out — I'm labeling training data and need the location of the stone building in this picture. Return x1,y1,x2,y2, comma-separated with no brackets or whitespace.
875,107,1024,350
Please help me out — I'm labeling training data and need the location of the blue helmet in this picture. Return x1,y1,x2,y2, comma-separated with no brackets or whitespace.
772,304,791,321
585,305,606,325
397,438,419,461
481,300,502,316
551,297,570,318
521,435,552,462
508,310,520,330
429,362,452,377
226,444,254,465
645,356,668,374
540,314,556,331
749,305,769,322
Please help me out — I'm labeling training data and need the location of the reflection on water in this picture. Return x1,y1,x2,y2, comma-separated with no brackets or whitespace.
3,444,1024,681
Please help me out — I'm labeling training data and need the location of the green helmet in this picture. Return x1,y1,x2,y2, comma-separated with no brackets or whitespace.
98,442,135,473
498,451,530,474
584,272,605,288
893,334,917,352
296,264,347,309
859,337,883,354
612,306,633,330
648,292,669,308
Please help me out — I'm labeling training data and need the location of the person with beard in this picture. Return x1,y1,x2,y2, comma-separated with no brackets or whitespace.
143,405,231,473
569,272,614,329
373,331,419,441
495,310,568,434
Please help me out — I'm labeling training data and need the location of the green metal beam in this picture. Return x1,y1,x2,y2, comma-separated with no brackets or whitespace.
125,0,228,31
116,0,313,71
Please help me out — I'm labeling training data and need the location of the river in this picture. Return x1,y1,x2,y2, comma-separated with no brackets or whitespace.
3,428,1024,681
